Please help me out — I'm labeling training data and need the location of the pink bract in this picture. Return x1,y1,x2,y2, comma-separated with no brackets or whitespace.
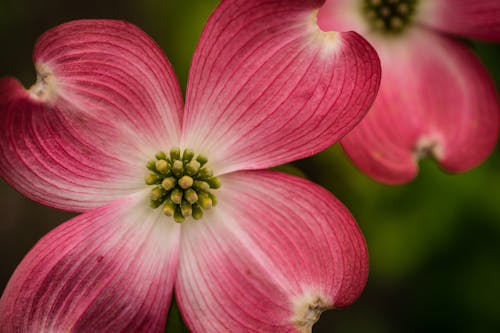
319,0,500,184
0,0,381,332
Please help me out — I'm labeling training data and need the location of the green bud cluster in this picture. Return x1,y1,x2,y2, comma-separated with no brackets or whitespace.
362,0,418,34
145,148,221,222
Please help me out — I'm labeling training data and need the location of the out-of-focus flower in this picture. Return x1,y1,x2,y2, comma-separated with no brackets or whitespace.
0,1,381,331
319,0,500,184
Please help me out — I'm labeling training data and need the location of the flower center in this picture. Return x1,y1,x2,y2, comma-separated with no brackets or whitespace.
362,0,418,34
144,148,220,223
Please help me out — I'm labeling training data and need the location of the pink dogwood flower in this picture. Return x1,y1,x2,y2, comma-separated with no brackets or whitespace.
0,1,381,332
318,0,500,184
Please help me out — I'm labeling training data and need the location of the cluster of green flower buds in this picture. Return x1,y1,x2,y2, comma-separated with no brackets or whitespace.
363,0,417,34
145,148,221,222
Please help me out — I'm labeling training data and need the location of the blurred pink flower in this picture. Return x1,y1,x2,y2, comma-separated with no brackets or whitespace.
319,0,500,184
0,1,381,332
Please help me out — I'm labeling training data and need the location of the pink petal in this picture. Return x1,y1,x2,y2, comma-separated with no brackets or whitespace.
0,192,180,332
0,20,183,211
316,0,369,33
176,170,368,332
341,29,500,184
418,0,500,41
182,0,380,174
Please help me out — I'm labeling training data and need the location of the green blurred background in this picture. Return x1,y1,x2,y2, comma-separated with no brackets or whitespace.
0,0,499,332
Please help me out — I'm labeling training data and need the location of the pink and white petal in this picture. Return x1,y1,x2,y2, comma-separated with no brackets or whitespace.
34,19,183,145
0,20,183,211
417,0,500,41
176,171,368,333
341,28,500,184
0,192,180,333
182,0,380,174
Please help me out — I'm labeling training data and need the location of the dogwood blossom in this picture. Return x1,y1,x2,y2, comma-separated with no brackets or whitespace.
0,1,381,332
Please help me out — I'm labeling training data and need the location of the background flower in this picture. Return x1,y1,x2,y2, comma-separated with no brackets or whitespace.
1,0,500,332
318,0,500,184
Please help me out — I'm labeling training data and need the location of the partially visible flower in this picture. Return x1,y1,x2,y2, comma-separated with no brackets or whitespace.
0,0,381,332
318,0,500,184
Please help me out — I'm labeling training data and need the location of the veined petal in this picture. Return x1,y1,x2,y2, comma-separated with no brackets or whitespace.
341,29,500,184
417,0,500,41
182,0,380,174
0,20,183,211
0,192,180,333
176,171,368,333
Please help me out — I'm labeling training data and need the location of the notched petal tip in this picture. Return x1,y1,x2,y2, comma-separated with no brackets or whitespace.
412,136,444,162
291,294,332,333
28,63,58,103
307,9,341,57
310,8,338,37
